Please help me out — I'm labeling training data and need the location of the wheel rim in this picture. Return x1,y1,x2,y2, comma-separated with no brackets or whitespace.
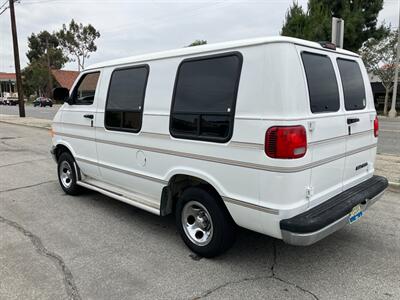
181,201,214,247
59,161,73,189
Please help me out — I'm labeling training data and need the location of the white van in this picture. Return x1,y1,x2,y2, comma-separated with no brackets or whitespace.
51,36,388,257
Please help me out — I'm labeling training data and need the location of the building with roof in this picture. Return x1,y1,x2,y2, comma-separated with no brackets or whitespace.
369,72,400,110
51,69,79,90
0,72,17,98
1,70,80,100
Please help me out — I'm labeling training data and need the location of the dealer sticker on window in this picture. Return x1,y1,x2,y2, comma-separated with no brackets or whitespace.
349,204,363,224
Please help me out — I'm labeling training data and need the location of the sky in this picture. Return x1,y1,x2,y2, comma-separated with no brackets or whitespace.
0,0,399,73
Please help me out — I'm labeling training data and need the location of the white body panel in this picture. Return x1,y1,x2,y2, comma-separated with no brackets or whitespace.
52,36,377,240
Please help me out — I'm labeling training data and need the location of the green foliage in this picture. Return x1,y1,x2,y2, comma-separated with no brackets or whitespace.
359,30,398,114
56,19,100,71
360,30,398,88
187,40,207,47
26,30,67,69
22,61,50,97
281,0,389,52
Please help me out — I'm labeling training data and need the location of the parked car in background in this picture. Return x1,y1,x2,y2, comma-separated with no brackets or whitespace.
1,97,18,105
33,97,53,107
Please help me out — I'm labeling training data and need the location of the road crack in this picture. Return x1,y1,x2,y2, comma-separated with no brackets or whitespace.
191,240,320,300
191,275,269,299
270,240,319,300
0,215,81,300
0,180,57,193
0,158,48,169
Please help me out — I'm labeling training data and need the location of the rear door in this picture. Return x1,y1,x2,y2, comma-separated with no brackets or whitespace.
336,57,376,189
298,47,347,207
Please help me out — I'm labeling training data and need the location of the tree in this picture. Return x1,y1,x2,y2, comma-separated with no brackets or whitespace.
25,30,67,98
22,61,50,98
26,30,68,69
360,30,398,115
56,19,100,71
187,40,207,47
281,0,389,52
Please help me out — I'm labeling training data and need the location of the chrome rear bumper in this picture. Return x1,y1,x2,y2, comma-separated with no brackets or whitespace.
281,176,388,246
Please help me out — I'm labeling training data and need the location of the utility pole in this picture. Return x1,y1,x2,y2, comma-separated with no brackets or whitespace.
9,0,25,117
46,37,53,98
388,4,400,118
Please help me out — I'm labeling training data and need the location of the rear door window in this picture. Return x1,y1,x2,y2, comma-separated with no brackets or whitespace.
301,52,340,113
337,59,366,111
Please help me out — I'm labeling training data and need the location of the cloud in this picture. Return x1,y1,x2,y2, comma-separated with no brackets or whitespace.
0,0,397,72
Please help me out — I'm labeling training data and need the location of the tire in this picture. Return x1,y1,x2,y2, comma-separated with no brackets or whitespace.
175,186,236,258
57,152,82,195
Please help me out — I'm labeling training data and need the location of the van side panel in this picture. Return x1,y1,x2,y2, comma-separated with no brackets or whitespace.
94,46,270,235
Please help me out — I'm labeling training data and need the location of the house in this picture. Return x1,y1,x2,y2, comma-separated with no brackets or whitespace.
51,70,79,90
0,72,17,98
1,70,80,100
369,72,400,110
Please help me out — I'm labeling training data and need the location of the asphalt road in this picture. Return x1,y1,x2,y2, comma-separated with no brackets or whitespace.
1,104,399,155
0,104,60,120
0,123,399,300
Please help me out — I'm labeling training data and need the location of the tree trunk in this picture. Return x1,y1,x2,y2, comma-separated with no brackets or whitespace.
383,88,390,115
77,56,81,72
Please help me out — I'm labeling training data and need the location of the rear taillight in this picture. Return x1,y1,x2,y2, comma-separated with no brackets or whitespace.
374,116,379,137
265,126,307,159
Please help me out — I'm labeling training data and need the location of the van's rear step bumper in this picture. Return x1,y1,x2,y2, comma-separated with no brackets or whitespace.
280,175,388,246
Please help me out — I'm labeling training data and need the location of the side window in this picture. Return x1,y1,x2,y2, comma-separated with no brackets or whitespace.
72,72,100,105
337,59,366,110
105,66,149,132
170,53,242,142
301,52,340,113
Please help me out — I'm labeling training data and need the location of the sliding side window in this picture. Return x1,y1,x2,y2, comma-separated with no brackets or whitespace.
337,58,366,111
170,53,242,142
105,66,149,132
301,52,340,113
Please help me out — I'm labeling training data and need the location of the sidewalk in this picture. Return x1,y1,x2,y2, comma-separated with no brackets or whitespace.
0,114,52,130
0,114,399,190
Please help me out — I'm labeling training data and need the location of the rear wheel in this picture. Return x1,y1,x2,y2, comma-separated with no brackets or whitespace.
57,152,82,195
175,186,236,257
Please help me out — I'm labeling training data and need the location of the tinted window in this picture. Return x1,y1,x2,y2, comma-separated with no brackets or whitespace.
301,52,340,113
337,59,366,110
105,66,149,132
170,53,242,142
73,72,100,105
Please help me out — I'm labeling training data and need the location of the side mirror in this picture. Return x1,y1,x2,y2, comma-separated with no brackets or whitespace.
53,87,70,103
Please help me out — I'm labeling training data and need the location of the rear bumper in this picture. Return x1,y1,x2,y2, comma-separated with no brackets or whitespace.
280,175,388,246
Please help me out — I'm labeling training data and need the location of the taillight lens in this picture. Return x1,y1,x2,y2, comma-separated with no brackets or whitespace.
265,126,307,159
374,116,379,137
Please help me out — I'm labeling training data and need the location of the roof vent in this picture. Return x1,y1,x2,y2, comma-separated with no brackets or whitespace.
318,41,336,50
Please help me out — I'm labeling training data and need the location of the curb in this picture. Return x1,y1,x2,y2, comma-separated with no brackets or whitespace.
0,120,51,130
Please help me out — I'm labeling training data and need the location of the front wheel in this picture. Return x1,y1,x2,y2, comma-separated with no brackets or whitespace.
57,152,82,195
175,186,236,258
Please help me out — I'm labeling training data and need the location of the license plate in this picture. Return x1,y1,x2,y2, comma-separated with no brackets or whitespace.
349,204,363,224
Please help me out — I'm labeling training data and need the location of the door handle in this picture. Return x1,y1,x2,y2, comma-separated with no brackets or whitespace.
84,114,94,119
347,118,360,125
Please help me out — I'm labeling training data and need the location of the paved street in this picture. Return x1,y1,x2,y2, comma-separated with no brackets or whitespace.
0,104,60,120
0,123,399,300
